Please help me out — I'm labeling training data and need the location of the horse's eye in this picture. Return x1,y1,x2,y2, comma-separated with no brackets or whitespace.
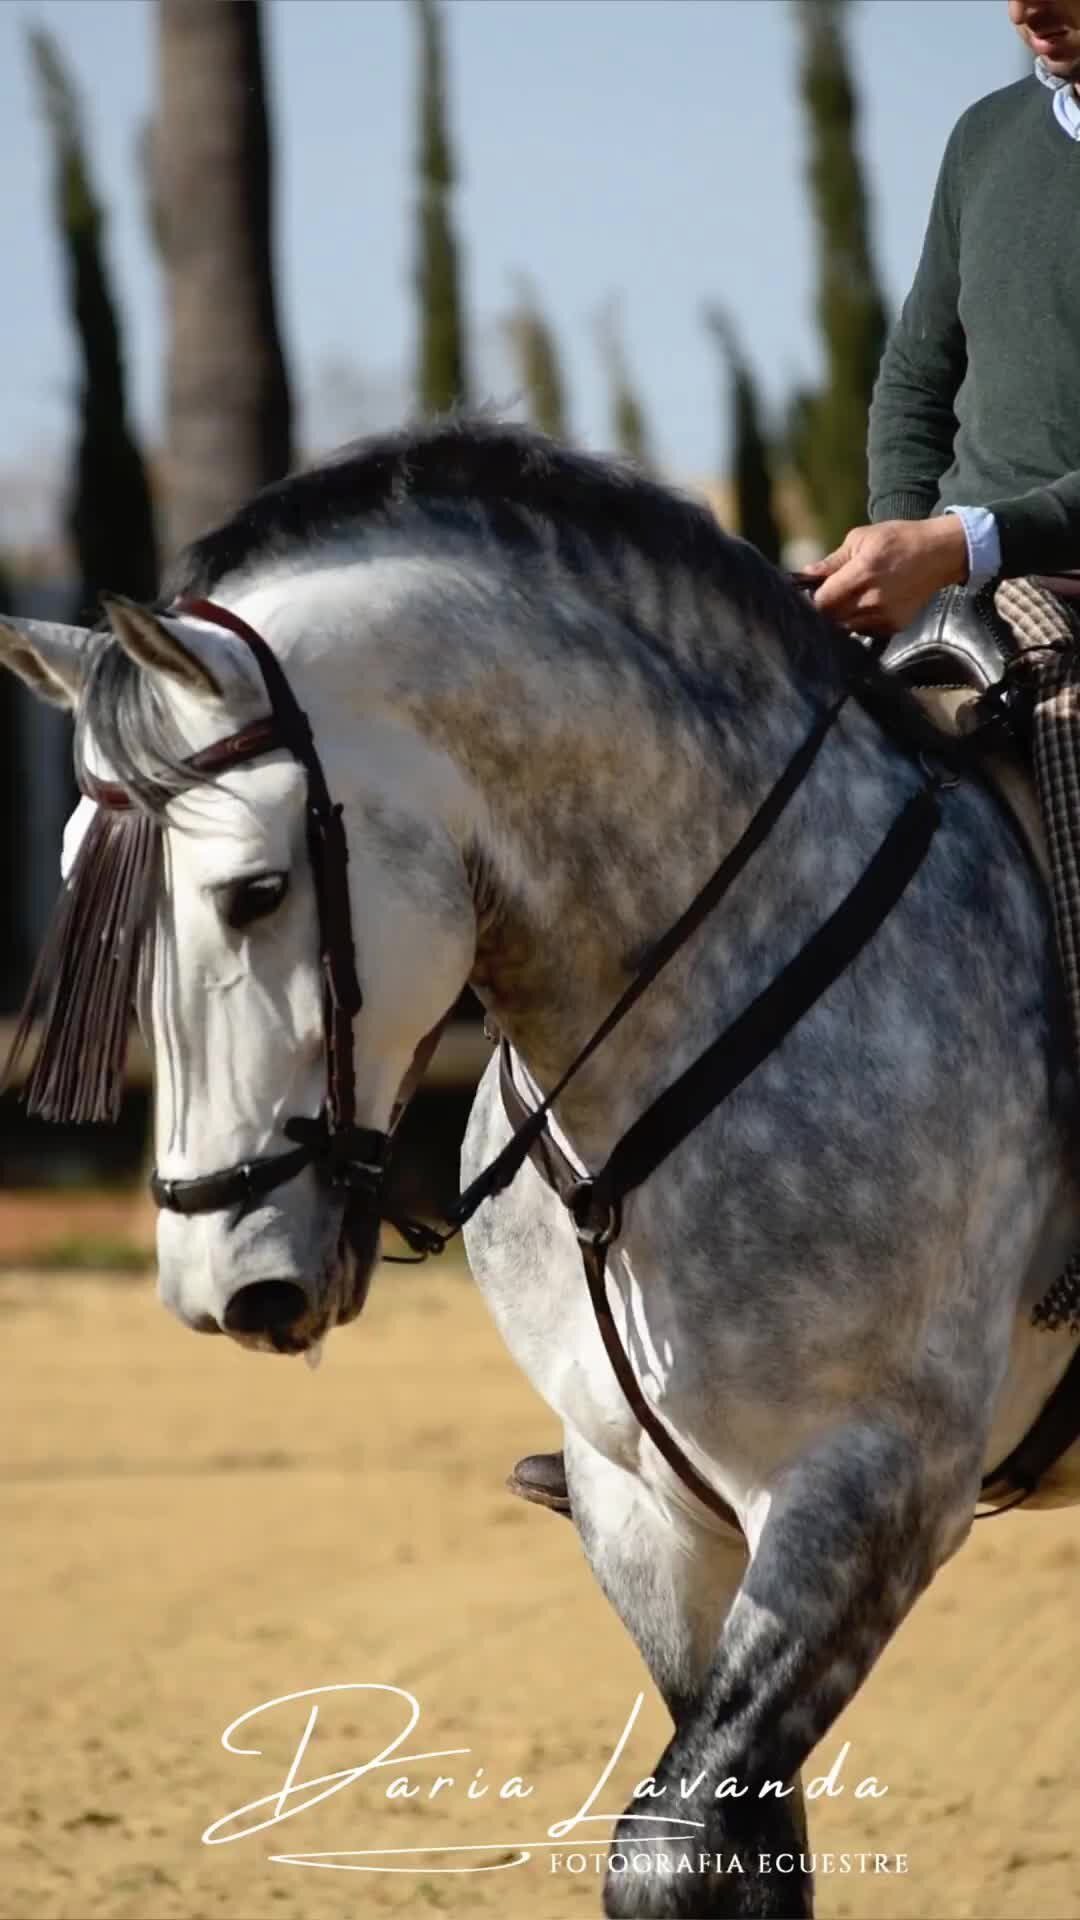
226,872,289,931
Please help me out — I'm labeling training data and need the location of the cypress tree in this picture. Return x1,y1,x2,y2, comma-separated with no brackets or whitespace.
412,0,469,415
595,300,654,472
791,0,888,548
505,276,569,440
28,28,158,618
704,307,782,565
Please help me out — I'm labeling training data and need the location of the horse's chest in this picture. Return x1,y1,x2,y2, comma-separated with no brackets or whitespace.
472,1227,647,1467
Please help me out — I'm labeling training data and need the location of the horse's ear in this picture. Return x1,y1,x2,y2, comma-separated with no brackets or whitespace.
0,616,95,708
101,595,226,699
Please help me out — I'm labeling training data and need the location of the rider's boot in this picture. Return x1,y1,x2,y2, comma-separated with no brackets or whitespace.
507,1449,571,1516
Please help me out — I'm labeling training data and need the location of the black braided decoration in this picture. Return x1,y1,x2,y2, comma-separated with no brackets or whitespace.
1031,1261,1080,1334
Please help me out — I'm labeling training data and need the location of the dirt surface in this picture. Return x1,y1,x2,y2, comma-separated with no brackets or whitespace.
0,1190,153,1264
3,1259,1080,1920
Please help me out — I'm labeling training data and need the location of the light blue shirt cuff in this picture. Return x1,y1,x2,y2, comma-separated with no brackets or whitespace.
945,505,1001,591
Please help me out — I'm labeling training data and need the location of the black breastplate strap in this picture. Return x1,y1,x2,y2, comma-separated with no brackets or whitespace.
488,775,944,1532
495,772,1080,1524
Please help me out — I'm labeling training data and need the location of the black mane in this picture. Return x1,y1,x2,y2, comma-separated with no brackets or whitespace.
120,418,951,798
163,416,797,640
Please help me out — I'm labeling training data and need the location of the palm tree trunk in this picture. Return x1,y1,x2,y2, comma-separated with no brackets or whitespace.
155,0,292,556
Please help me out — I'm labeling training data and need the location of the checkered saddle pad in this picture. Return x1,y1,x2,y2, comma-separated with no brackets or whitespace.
990,577,1080,1331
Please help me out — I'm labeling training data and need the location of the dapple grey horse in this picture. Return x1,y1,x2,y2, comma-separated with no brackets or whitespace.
2,422,1078,1919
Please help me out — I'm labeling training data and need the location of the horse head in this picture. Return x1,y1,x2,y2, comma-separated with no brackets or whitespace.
0,588,477,1352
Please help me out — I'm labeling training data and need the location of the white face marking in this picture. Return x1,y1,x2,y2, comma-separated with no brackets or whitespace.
61,795,98,880
75,588,485,1345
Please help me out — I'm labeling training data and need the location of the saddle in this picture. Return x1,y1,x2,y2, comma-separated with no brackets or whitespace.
880,575,1080,1511
878,582,1053,881
881,572,1080,723
881,582,1015,697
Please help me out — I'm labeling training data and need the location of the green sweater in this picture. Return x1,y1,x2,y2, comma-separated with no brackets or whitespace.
868,76,1080,575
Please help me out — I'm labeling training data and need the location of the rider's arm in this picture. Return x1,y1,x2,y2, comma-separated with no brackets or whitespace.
867,121,967,528
982,469,1080,576
868,99,1080,583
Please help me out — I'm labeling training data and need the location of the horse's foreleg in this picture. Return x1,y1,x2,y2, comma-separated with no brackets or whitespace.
564,1427,749,1723
562,1434,814,1908
602,1415,977,1920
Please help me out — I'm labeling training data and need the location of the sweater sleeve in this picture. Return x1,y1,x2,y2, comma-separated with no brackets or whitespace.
867,120,968,524
984,472,1080,575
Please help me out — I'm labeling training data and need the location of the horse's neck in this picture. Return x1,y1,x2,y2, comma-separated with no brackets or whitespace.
411,626,830,1156
256,555,867,1160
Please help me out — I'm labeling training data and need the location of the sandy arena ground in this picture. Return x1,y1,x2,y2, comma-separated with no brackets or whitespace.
4,1257,1080,1920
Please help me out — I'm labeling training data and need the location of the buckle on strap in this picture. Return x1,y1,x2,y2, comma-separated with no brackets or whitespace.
567,1179,620,1249
282,1113,391,1190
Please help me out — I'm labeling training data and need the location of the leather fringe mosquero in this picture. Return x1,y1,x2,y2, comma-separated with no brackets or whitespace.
2,803,160,1124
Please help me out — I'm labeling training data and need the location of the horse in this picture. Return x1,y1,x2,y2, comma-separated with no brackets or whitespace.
3,419,1079,1920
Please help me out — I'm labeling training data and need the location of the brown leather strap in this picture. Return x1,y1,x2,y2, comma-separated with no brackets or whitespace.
1032,573,1080,601
82,717,280,811
390,1012,452,1130
981,1342,1080,1505
175,595,364,1148
499,1046,742,1535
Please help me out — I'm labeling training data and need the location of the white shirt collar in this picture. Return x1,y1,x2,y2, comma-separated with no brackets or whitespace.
1035,54,1080,139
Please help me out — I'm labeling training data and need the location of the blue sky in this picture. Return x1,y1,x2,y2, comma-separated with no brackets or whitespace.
0,0,1021,504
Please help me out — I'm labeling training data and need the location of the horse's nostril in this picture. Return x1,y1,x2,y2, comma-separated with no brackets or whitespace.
223,1279,308,1337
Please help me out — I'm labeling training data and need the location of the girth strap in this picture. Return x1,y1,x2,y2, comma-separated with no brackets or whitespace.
980,1344,1080,1507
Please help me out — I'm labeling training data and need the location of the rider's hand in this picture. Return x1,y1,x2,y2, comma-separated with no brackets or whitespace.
802,516,970,636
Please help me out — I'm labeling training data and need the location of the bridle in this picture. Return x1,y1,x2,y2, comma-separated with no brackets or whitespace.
83,597,418,1252
24,587,1049,1528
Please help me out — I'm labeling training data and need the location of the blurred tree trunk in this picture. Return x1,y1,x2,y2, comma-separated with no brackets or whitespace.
0,558,22,1008
412,0,470,415
505,276,569,440
29,28,158,621
155,0,293,555
791,0,888,548
704,307,782,565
